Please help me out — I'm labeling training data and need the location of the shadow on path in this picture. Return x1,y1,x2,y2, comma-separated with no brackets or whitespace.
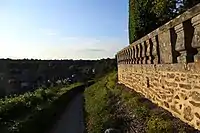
50,93,85,133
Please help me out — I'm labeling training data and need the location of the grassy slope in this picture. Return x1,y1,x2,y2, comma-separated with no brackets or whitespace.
84,72,199,133
0,82,83,133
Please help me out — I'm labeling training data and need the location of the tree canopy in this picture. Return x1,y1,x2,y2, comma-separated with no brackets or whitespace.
128,0,200,44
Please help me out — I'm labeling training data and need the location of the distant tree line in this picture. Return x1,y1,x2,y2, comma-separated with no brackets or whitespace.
0,58,116,96
129,0,200,44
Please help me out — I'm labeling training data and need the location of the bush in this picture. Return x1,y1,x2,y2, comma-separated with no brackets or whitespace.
12,84,84,133
0,83,83,132
147,116,173,133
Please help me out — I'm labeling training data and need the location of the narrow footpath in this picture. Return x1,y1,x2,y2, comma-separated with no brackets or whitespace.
50,93,85,133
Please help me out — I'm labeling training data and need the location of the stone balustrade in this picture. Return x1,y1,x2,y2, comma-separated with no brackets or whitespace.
116,4,200,130
117,3,200,65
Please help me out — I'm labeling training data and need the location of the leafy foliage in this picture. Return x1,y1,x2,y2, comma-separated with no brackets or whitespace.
147,116,172,133
128,0,200,44
129,0,177,44
0,83,83,133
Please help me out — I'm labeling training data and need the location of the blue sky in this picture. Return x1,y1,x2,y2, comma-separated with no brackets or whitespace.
0,0,128,60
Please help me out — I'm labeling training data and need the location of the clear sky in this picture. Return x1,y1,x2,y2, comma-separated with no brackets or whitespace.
0,0,129,60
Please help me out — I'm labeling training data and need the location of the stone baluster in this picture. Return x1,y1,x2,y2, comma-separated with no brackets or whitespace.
127,48,130,64
118,53,121,64
120,52,123,63
191,14,200,62
124,51,126,64
131,46,134,64
142,41,147,64
132,46,136,64
128,48,131,64
135,45,139,64
151,37,159,64
127,49,130,64
130,48,133,64
122,50,125,64
119,52,121,63
125,49,128,64
123,50,126,64
126,49,129,64
116,54,119,63
138,43,143,64
121,51,124,64
175,23,187,63
131,46,135,64
146,39,153,64
119,53,121,63
119,52,121,64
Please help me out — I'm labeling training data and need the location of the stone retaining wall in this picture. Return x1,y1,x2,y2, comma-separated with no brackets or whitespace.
118,63,200,130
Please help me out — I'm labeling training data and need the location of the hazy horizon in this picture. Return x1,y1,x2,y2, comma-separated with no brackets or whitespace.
0,0,128,60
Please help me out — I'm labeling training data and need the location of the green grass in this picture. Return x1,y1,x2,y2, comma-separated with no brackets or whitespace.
84,72,195,133
0,82,84,133
147,116,172,133
84,72,117,133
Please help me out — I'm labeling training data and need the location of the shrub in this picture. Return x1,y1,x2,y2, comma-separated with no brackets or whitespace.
0,83,83,132
147,116,173,133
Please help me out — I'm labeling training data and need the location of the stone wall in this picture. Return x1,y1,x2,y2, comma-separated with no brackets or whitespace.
118,63,200,130
116,3,200,130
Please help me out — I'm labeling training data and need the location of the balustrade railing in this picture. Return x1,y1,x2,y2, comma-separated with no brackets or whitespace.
117,3,200,65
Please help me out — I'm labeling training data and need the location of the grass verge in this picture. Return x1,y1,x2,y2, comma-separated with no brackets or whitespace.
84,72,199,133
0,82,84,133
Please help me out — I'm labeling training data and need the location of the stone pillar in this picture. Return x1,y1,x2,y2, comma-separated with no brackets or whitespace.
192,14,200,62
141,41,147,64
175,23,187,63
151,37,159,64
158,29,173,63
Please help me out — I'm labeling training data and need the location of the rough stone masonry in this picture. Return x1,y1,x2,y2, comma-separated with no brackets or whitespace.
116,4,200,130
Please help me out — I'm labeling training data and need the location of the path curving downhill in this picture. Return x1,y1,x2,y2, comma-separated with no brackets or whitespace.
50,93,85,133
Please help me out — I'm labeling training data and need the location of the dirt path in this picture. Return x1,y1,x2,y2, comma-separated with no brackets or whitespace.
50,93,85,133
